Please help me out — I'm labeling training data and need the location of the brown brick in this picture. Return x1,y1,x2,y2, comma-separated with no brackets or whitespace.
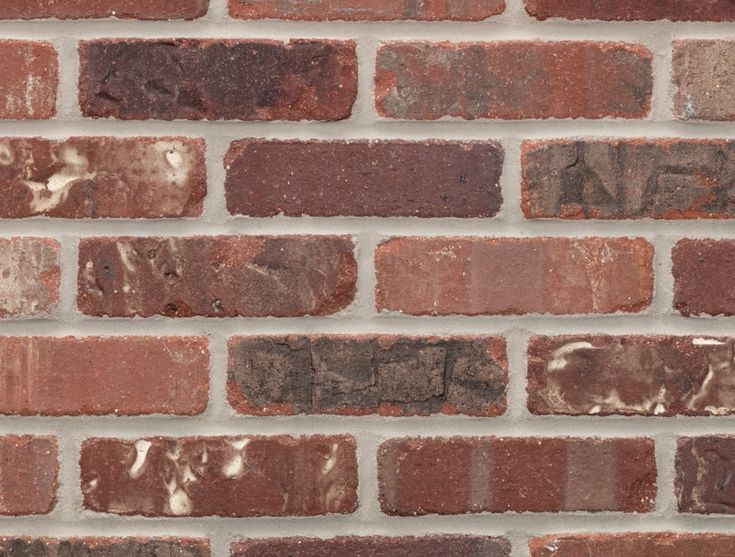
676,437,735,513
673,41,735,121
375,42,652,120
378,437,656,514
0,0,208,19
375,237,653,316
224,140,504,218
0,435,58,515
0,336,208,416
0,41,57,120
528,335,735,416
77,236,356,318
227,336,507,416
0,137,206,218
0,238,60,318
80,436,357,517
233,536,510,557
672,239,735,316
522,139,735,219
525,0,735,21
0,539,210,557
229,0,503,20
79,40,357,121
530,534,735,557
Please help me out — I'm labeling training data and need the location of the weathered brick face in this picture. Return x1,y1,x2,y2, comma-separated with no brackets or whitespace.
676,437,735,514
0,1,209,19
672,239,735,316
0,436,58,515
525,0,735,21
0,238,60,318
0,539,210,557
530,534,735,556
673,41,735,121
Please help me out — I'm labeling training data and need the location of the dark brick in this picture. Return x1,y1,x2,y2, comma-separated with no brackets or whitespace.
672,239,735,316
530,534,735,557
673,41,735,121
0,0,209,19
0,436,58,515
676,436,735,513
525,0,735,21
0,539,209,557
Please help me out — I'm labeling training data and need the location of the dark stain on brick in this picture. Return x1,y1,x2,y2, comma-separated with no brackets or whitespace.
0,538,209,557
676,436,735,513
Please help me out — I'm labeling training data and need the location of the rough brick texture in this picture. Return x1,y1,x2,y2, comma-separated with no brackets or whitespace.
80,436,357,517
0,238,60,318
528,336,735,416
676,436,735,514
0,137,206,218
77,236,356,317
0,336,208,415
525,0,735,21
672,239,735,316
0,1,209,19
0,539,210,557
375,237,654,315
79,40,357,121
378,437,656,514
224,140,504,218
673,41,735,121
0,41,57,120
227,336,507,416
375,42,652,120
522,140,735,219
530,534,735,556
0,436,58,515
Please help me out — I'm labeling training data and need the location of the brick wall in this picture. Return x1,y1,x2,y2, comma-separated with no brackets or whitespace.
1,1,735,555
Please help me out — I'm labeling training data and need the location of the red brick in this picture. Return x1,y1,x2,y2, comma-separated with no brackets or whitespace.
0,41,57,120
0,336,208,416
233,536,510,557
0,238,60,318
673,41,735,121
79,40,357,121
0,0,208,19
0,539,209,557
525,0,735,21
77,236,356,318
530,534,735,557
672,239,735,316
378,437,656,514
522,139,735,219
228,0,503,20
676,436,735,513
0,137,206,218
528,336,735,416
375,42,652,120
80,435,357,517
227,335,507,416
224,140,504,218
0,435,58,515
375,237,653,316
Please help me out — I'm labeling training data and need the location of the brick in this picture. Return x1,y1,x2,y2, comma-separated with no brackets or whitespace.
375,237,653,316
77,236,356,318
228,0,503,20
0,336,208,416
79,40,357,121
375,42,652,120
676,436,735,513
0,539,209,557
224,140,504,218
0,238,60,318
525,0,735,21
0,137,206,218
233,536,510,557
0,435,58,515
227,336,507,416
378,437,656,514
0,41,57,120
530,534,735,557
528,336,735,416
522,139,735,220
672,239,735,316
80,435,357,516
0,0,208,19
673,41,735,121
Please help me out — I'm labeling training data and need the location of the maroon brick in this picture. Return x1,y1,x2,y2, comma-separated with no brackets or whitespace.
528,336,735,416
0,41,57,120
522,139,735,219
525,0,735,21
0,137,206,218
79,40,357,121
0,238,60,318
672,239,735,316
0,0,208,19
673,41,735,121
0,336,208,416
375,42,652,120
227,335,507,416
224,140,504,218
0,435,58,515
530,534,735,557
378,437,656,514
77,236,356,318
375,237,654,316
0,539,210,557
676,436,735,513
80,435,357,517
